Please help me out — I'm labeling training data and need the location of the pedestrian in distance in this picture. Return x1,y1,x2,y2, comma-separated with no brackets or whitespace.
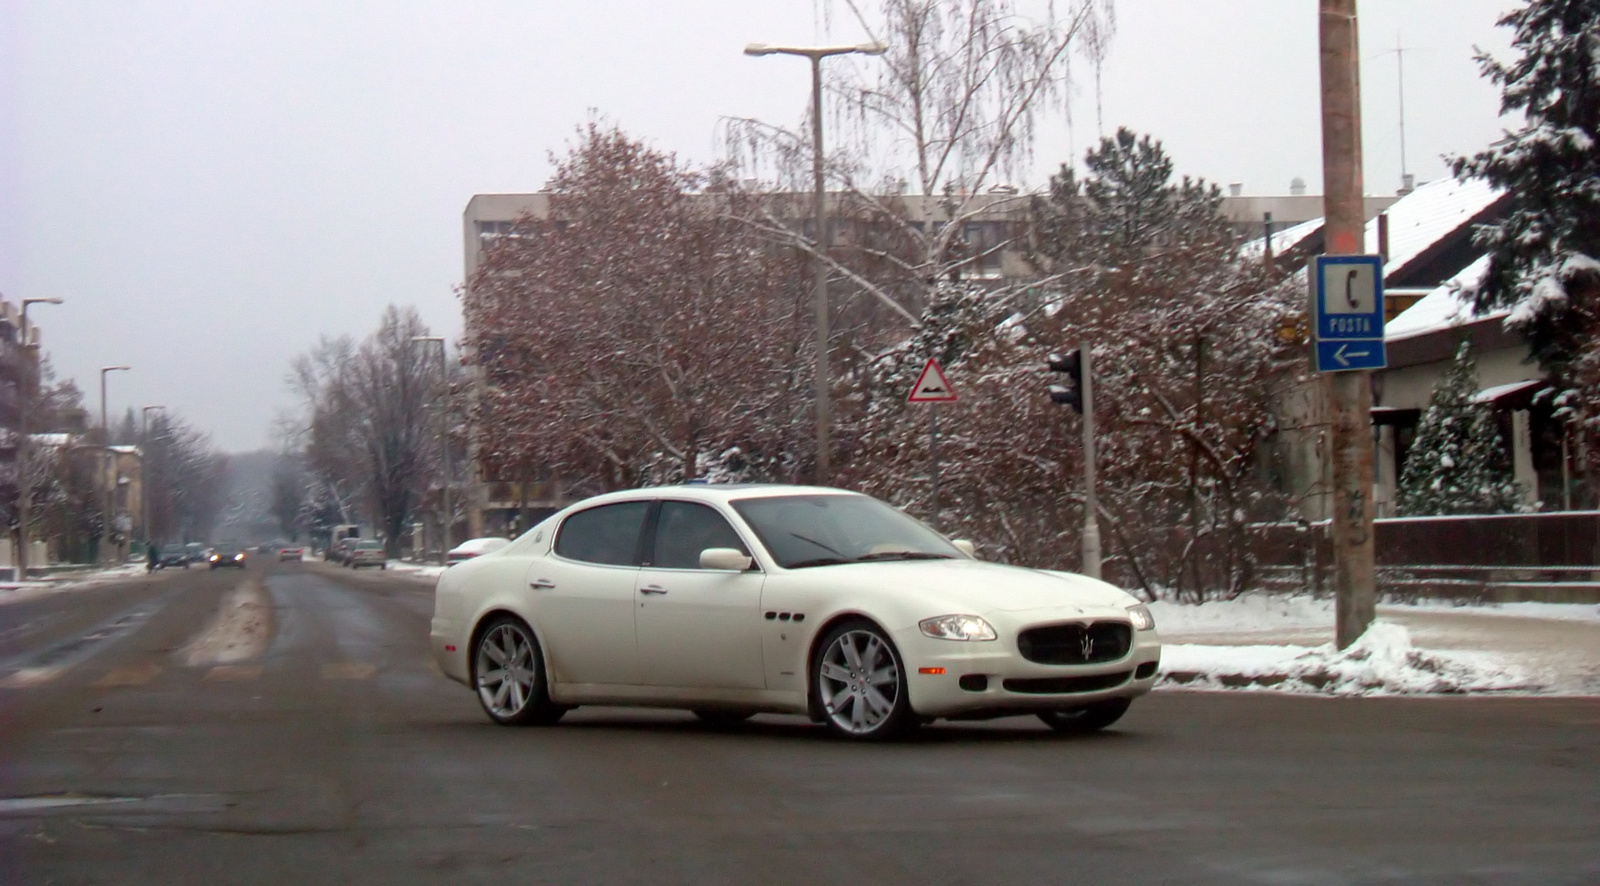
147,542,160,573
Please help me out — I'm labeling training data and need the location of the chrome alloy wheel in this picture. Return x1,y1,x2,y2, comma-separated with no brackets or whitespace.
476,622,540,720
818,629,903,736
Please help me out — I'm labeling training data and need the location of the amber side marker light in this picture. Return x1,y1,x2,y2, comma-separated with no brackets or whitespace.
917,667,946,675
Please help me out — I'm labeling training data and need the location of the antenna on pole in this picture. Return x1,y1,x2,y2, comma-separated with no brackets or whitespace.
1374,33,1421,193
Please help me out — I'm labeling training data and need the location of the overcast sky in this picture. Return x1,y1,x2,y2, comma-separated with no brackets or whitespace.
2,1,1519,453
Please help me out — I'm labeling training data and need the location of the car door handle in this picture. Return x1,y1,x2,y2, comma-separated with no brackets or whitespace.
529,579,556,590
639,585,669,595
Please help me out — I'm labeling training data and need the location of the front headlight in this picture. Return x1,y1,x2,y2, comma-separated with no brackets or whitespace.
918,614,997,641
1126,604,1155,631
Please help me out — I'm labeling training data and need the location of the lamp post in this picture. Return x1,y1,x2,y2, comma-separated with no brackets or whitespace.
744,40,885,484
99,365,131,565
16,296,63,578
412,336,450,564
141,405,165,549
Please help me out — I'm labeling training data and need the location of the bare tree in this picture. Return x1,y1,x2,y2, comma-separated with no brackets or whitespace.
465,124,812,492
290,306,437,557
725,0,1114,327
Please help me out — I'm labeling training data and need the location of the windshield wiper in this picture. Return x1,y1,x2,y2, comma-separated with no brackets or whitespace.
785,557,852,569
852,552,956,562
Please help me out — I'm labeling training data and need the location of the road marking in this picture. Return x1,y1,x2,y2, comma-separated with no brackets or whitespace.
91,663,162,687
321,662,377,680
0,668,61,689
203,665,263,682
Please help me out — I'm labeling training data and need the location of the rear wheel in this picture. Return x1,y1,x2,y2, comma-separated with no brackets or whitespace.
811,620,916,741
473,617,565,726
1037,698,1132,734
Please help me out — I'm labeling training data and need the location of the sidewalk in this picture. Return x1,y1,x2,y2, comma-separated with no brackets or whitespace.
1152,595,1600,696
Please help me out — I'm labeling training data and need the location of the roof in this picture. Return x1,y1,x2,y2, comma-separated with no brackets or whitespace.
1386,255,1503,341
1371,177,1502,279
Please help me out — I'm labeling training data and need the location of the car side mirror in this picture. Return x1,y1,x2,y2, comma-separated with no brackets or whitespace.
952,539,976,557
700,548,754,571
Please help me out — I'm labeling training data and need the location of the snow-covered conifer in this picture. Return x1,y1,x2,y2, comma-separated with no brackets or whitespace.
1396,342,1525,516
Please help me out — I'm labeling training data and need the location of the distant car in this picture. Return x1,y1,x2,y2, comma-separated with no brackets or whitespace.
209,543,247,569
446,537,511,565
327,537,360,565
186,542,208,564
346,539,386,570
278,546,304,562
158,544,190,569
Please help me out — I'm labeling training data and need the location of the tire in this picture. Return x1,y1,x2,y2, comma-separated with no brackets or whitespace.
1037,698,1133,734
693,709,755,727
811,619,916,741
379,564,386,571
473,616,565,727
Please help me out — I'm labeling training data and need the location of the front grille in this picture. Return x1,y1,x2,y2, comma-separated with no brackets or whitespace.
1016,621,1132,665
1003,671,1132,694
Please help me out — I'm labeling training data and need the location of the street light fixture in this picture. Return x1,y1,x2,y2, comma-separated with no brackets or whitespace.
141,405,165,550
744,40,886,484
412,336,451,565
99,365,131,565
16,296,63,578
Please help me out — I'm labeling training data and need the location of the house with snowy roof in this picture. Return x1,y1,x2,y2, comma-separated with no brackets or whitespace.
1261,176,1576,518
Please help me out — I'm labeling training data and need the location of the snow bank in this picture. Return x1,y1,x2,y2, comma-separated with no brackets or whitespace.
1149,594,1332,634
1160,621,1532,696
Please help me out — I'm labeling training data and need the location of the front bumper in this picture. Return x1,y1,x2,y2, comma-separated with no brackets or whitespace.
895,619,1161,719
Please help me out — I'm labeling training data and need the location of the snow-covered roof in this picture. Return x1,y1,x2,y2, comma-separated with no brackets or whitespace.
1370,177,1502,278
1386,255,1506,341
1472,379,1544,404
1241,216,1322,260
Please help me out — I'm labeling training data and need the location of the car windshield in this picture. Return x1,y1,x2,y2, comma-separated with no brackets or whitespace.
214,544,240,555
161,545,185,555
731,494,961,569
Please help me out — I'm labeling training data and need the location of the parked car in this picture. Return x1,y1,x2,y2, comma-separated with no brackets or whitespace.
326,537,357,565
346,539,386,570
446,537,511,565
209,543,247,569
158,543,190,569
185,542,208,564
430,485,1161,741
278,546,304,561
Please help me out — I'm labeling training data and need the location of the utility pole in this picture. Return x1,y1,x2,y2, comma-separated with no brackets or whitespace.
1079,343,1101,580
745,41,886,485
412,336,451,564
1319,0,1377,648
16,296,62,578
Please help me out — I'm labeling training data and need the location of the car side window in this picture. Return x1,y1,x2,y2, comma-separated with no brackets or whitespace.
651,501,749,570
554,502,649,566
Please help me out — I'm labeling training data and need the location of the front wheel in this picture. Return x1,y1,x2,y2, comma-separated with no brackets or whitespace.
1037,698,1132,734
811,620,916,741
473,617,565,726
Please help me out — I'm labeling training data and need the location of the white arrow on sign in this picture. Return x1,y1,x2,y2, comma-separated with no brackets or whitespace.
1334,343,1370,367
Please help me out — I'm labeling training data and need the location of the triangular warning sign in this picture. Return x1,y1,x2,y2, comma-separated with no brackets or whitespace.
907,358,958,403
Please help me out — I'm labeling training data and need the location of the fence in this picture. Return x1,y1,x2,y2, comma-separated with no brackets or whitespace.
1252,511,1600,602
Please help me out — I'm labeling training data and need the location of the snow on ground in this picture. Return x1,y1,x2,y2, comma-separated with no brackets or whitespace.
1161,622,1533,696
384,560,446,582
1151,593,1599,697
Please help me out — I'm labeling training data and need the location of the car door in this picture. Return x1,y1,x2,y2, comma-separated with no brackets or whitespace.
526,500,649,687
634,500,766,690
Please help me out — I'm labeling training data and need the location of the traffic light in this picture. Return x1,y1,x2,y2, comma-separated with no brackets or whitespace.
1047,349,1084,413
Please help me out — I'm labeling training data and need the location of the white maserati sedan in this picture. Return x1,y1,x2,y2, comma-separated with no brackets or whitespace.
430,484,1160,741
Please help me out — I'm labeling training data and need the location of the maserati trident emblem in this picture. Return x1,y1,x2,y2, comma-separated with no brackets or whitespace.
1080,635,1094,660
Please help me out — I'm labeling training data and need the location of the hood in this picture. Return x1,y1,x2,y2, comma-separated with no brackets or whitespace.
808,559,1135,612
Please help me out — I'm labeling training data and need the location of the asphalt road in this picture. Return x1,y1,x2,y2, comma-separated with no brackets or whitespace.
1,560,1596,885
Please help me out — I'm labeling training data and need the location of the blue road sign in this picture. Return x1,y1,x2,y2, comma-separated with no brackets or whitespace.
1311,254,1387,372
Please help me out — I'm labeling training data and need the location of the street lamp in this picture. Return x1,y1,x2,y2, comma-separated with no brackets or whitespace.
99,365,131,565
141,405,165,550
16,296,63,578
412,336,450,565
744,40,885,484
